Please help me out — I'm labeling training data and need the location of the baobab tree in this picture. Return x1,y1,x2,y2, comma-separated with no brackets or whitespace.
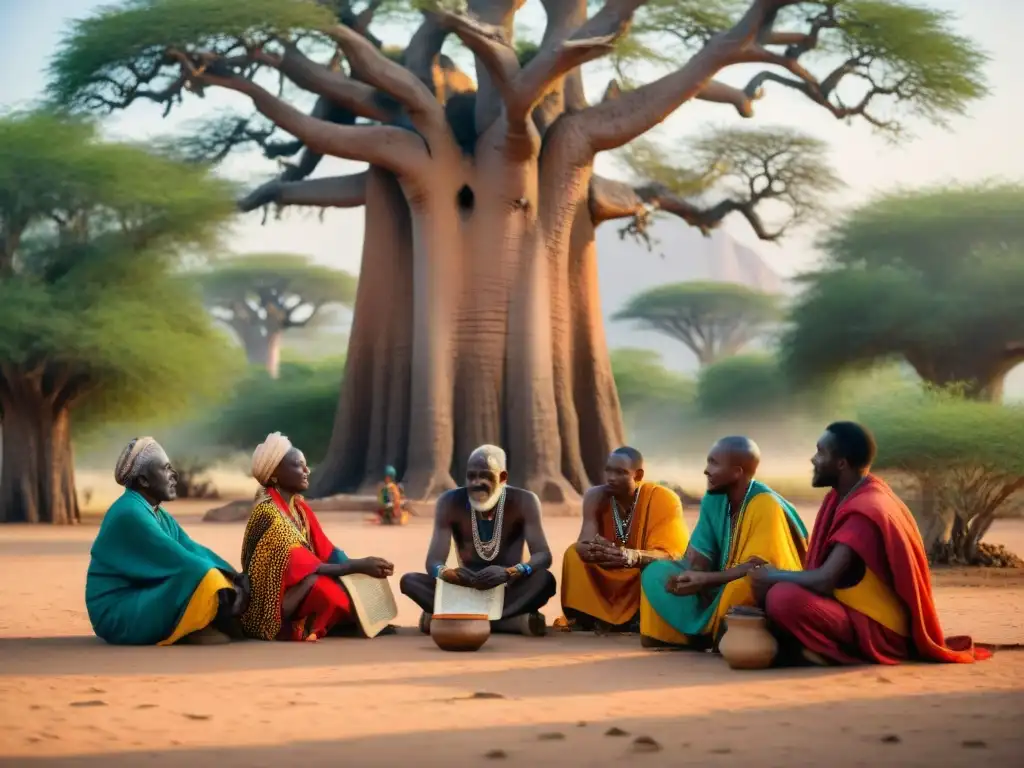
197,253,356,378
614,281,781,366
51,0,986,500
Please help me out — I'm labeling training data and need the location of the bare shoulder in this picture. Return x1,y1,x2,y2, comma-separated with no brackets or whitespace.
433,488,465,519
505,485,541,515
582,484,610,510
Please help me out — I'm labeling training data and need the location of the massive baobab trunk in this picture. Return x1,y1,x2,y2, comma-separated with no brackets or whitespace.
0,372,80,524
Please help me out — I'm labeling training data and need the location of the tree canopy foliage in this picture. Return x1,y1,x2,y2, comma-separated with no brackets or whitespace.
614,281,781,366
782,184,1024,401
0,112,238,424
0,111,240,522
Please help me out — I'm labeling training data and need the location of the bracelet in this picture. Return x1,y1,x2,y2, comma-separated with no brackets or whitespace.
624,549,639,568
514,563,532,577
433,564,446,579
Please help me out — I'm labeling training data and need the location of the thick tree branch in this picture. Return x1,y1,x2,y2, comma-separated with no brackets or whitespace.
172,55,427,175
239,171,368,213
277,44,399,123
533,0,590,133
435,10,520,109
589,175,646,224
403,13,450,92
573,0,797,152
324,24,448,140
514,0,644,128
697,80,762,118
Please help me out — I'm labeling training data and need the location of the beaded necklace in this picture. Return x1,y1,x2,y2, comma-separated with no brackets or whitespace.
470,487,506,562
611,486,641,546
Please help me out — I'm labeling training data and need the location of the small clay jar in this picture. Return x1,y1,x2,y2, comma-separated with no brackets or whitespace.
430,613,491,652
718,608,778,670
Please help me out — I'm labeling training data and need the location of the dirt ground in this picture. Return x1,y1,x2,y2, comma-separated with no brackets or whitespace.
1,504,1023,767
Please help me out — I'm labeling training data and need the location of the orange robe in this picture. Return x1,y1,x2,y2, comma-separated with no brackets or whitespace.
561,483,689,626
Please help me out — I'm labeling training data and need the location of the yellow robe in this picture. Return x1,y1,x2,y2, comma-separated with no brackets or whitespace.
561,483,689,626
640,488,807,644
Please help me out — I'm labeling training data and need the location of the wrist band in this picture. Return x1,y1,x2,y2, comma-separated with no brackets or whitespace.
515,563,532,576
433,564,446,579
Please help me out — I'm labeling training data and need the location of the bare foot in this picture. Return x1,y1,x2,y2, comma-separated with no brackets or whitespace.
305,633,319,643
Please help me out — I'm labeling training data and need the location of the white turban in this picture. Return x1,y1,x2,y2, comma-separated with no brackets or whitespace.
251,432,293,487
114,437,161,487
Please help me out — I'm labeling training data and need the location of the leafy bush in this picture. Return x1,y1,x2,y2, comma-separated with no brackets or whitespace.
697,354,789,417
861,391,1024,565
207,359,344,464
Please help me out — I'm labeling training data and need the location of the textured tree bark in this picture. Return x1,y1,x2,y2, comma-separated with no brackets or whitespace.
570,210,626,483
0,380,79,524
310,168,413,495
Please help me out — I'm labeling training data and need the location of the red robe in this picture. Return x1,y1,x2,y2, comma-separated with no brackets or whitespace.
766,475,990,664
270,490,354,641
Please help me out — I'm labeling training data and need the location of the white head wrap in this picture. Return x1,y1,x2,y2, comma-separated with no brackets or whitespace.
114,437,162,487
251,432,293,487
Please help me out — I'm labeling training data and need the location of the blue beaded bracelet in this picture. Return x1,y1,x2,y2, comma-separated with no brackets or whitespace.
433,564,446,579
515,563,532,577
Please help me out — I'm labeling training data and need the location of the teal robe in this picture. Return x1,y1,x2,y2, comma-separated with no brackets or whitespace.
86,490,236,645
642,480,808,637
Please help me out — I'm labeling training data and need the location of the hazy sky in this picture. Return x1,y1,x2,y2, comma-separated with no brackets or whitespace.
2,0,1020,279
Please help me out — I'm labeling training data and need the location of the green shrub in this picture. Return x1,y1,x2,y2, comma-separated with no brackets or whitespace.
861,391,1024,565
207,360,343,464
697,354,789,417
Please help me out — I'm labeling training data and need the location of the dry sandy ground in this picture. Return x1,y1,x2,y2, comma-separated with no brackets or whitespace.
1,506,1023,767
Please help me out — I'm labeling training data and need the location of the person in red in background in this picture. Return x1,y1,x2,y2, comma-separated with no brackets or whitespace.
752,421,991,666
241,432,395,642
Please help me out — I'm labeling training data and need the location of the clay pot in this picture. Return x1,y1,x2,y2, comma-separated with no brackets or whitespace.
718,608,778,670
430,613,491,652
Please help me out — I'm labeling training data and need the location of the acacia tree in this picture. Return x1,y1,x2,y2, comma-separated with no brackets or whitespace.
782,185,1024,402
614,281,780,365
0,112,237,523
197,253,356,377
51,0,985,499
863,392,1024,565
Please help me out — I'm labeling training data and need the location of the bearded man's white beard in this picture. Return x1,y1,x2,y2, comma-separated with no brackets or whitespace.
468,484,506,514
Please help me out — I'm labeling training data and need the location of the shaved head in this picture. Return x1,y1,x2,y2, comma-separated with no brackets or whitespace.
714,436,761,475
611,446,643,469
704,436,761,495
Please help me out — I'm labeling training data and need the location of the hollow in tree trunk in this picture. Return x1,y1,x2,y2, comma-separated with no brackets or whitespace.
0,378,80,524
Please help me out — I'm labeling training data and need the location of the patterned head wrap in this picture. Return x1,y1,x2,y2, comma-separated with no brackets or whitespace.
114,437,162,487
251,432,293,487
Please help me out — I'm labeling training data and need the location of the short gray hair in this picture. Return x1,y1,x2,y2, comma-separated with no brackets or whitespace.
468,444,507,472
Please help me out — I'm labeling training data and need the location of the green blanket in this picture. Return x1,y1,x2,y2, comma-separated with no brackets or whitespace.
86,490,235,645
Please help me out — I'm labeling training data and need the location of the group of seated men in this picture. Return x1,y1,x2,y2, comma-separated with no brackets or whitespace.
85,422,988,665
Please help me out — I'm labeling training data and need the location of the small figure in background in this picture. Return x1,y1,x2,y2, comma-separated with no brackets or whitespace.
376,465,410,526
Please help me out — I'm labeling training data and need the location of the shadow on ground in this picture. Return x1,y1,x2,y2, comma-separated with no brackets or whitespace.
5,690,1023,767
0,633,851,694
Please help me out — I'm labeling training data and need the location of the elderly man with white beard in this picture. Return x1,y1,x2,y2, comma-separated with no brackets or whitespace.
399,444,555,636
